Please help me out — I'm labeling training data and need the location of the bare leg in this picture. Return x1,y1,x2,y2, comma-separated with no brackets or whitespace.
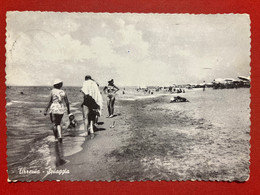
89,120,94,134
95,115,98,124
52,123,58,140
57,125,62,138
82,105,89,135
50,114,58,140
53,125,58,139
107,98,111,116
110,97,115,116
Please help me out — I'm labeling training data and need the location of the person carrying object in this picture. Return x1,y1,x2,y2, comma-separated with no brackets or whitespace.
80,75,103,136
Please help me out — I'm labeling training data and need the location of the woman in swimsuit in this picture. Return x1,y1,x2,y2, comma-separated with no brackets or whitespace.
44,79,70,143
103,79,119,118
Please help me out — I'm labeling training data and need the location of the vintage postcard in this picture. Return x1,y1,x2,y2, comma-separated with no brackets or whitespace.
5,12,251,182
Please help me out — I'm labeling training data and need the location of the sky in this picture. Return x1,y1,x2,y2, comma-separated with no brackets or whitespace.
5,12,251,86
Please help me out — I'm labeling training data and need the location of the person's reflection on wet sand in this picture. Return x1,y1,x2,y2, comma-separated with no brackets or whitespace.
54,142,68,167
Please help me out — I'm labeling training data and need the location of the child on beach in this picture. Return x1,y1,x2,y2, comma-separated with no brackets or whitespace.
44,79,70,143
67,113,77,130
103,79,119,118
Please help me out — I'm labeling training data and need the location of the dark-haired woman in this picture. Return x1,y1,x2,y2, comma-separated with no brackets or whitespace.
103,79,119,118
44,79,70,143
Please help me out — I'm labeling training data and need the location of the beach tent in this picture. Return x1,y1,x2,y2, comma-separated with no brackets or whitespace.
224,78,236,82
213,78,225,83
238,76,250,82
206,82,213,86
139,85,147,89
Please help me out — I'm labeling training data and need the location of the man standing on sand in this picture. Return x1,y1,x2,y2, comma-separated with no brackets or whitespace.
80,75,103,136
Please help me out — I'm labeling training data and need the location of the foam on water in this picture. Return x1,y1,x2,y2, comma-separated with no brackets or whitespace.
10,100,46,104
6,86,89,181
70,102,81,106
6,102,13,106
63,137,85,157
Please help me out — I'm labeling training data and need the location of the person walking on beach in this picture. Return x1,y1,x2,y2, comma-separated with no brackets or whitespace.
44,79,70,143
103,79,119,118
80,75,103,136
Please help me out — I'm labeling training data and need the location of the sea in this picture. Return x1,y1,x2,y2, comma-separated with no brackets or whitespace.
6,86,85,181
5,86,250,181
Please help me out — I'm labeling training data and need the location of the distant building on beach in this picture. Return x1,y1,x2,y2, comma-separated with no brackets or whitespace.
137,75,250,93
166,76,250,91
212,76,250,89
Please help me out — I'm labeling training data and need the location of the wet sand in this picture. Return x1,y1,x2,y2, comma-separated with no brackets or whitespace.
45,91,250,182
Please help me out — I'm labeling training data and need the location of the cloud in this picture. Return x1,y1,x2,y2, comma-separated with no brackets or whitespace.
6,12,251,86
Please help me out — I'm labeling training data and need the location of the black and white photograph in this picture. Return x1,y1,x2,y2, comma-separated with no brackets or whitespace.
5,12,250,182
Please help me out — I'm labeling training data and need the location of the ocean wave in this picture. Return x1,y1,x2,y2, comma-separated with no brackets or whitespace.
7,100,46,105
6,102,13,106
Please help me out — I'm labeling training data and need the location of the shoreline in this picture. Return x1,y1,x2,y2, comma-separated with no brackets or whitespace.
45,95,169,181
6,88,250,182
44,90,250,181
45,97,131,181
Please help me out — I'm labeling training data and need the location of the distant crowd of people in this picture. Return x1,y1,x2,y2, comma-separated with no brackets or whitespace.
136,86,186,95
44,75,119,142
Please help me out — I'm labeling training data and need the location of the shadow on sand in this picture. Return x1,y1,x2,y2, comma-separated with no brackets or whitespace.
94,125,106,132
108,113,121,118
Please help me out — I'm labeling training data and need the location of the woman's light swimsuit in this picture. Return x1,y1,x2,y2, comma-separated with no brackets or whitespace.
107,85,117,99
49,88,66,114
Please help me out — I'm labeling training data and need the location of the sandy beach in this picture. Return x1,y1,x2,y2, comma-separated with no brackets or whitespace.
45,88,250,182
